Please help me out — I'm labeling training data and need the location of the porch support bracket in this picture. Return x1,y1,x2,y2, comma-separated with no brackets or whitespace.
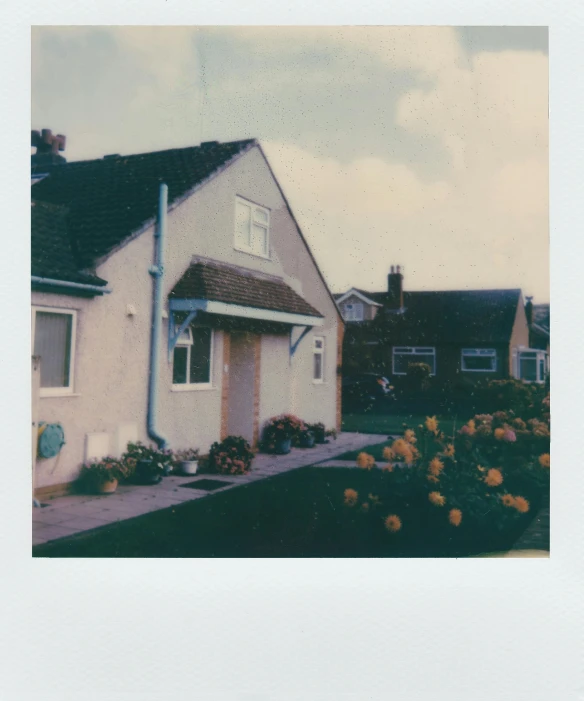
168,309,198,361
290,325,312,358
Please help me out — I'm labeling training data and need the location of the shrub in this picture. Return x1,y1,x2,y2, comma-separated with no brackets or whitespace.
343,404,550,553
405,362,432,391
485,379,547,419
121,441,174,480
209,435,255,475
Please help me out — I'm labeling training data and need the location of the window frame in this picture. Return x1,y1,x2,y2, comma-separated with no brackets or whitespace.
343,302,364,321
461,348,497,373
234,196,271,259
313,335,325,384
32,305,77,397
392,346,436,376
513,348,548,384
171,324,215,391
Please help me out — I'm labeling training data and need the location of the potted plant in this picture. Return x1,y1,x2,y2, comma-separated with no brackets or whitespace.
79,456,127,494
262,414,305,454
208,436,255,475
122,442,169,485
307,422,326,444
298,427,316,448
174,448,200,475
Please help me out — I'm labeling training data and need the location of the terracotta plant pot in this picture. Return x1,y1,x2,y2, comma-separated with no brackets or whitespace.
98,478,118,494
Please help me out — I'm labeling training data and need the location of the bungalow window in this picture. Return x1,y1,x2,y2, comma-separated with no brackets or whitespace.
172,326,213,388
32,307,76,396
461,348,497,372
235,196,270,258
313,336,325,383
343,302,363,321
393,347,436,376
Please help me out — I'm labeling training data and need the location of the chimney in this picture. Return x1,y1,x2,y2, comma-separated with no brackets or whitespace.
31,128,67,169
525,296,533,325
387,264,404,310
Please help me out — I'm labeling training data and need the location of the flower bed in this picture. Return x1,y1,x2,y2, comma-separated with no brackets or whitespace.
208,435,255,475
343,394,550,554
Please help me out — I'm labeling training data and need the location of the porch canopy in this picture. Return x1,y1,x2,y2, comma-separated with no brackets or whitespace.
168,260,324,357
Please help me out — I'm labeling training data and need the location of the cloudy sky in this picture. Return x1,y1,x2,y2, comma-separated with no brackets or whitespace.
32,26,549,301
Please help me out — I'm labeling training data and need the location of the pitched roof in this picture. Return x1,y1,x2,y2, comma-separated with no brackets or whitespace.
368,289,522,345
31,201,107,287
31,139,256,270
169,260,323,319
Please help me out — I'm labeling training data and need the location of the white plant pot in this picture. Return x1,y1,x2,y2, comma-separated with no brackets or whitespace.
180,460,199,475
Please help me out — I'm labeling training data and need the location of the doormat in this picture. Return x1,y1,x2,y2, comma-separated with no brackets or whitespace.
179,479,233,492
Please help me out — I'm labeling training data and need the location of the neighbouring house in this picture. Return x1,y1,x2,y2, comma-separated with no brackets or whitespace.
525,296,550,353
31,132,343,497
336,265,548,385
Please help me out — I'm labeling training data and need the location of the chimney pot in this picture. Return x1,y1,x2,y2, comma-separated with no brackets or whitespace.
387,264,404,310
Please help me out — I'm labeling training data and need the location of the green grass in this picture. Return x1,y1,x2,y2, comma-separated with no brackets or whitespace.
33,467,531,559
333,440,393,462
341,412,460,437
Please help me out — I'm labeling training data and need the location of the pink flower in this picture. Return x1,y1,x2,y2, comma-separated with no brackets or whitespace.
503,429,516,443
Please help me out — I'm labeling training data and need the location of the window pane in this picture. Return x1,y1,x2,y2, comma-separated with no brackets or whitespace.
254,207,268,224
235,202,251,247
538,359,545,382
393,353,410,374
173,346,188,384
314,352,323,380
190,327,212,384
463,355,495,371
251,223,267,255
520,357,537,382
34,312,72,388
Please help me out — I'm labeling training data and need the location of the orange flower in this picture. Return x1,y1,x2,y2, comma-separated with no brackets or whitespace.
494,428,505,440
513,496,530,513
392,439,415,465
484,468,503,487
449,508,462,527
501,494,515,507
344,488,358,506
425,416,438,433
443,444,455,458
404,429,417,444
384,514,402,533
382,446,395,461
382,464,394,473
356,452,375,470
538,453,550,469
429,457,445,476
428,491,446,507
361,502,370,512
427,474,440,484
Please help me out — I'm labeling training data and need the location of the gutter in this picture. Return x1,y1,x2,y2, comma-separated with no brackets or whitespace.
31,276,111,295
146,183,168,449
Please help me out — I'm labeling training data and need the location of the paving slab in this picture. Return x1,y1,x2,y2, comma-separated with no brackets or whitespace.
32,432,380,546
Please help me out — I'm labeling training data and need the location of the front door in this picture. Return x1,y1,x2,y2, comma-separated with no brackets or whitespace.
227,332,259,445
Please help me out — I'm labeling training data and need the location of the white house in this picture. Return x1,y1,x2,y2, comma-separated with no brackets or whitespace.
31,134,343,497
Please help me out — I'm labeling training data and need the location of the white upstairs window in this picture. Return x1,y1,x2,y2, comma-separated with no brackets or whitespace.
343,302,364,321
234,196,270,258
461,348,497,372
393,347,436,376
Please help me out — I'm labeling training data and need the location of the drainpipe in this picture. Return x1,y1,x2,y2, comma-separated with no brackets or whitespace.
147,183,168,449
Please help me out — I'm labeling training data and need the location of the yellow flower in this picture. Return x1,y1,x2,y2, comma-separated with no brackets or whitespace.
494,428,506,440
428,491,446,507
356,452,375,470
484,468,503,487
425,416,438,433
392,439,415,465
539,453,550,469
449,508,463,527
382,446,395,461
427,474,440,484
344,488,358,506
384,514,402,533
443,444,455,457
501,494,515,507
513,496,530,513
428,457,445,476
404,429,417,444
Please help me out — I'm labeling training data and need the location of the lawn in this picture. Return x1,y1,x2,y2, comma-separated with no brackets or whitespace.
33,467,533,559
341,412,461,436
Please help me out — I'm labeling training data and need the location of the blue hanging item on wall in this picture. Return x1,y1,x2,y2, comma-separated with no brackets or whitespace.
37,422,65,459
